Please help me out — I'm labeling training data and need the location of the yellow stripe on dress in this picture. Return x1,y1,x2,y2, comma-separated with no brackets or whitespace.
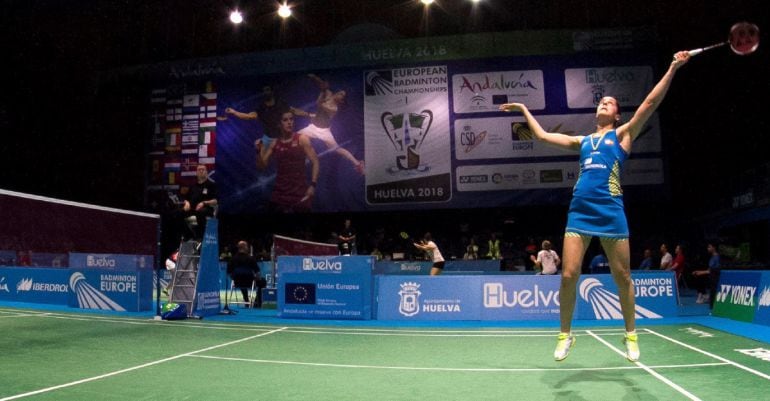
609,160,623,197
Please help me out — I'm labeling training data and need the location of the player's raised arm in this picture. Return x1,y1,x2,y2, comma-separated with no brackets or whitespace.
499,103,581,151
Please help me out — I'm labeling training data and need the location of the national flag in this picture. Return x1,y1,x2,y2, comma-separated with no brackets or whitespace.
181,156,198,177
182,119,199,133
198,157,215,165
200,93,217,118
182,134,198,145
183,94,200,108
163,159,181,185
165,127,181,152
165,98,182,121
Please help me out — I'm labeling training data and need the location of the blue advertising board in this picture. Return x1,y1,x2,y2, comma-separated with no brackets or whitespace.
193,219,222,317
754,271,770,326
479,275,562,321
373,260,501,275
376,273,678,321
376,276,483,321
68,269,153,312
0,267,71,305
575,273,678,321
277,256,374,320
69,253,153,270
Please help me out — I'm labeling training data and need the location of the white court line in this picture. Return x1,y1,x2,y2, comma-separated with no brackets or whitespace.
189,354,728,372
586,330,702,401
645,328,770,381
0,308,630,336
0,313,51,319
282,329,559,337
0,327,287,401
0,309,279,332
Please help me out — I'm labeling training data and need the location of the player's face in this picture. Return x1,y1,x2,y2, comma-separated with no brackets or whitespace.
596,97,620,122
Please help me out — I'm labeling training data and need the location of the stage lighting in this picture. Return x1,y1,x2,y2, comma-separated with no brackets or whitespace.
420,0,434,5
278,3,292,18
229,10,243,24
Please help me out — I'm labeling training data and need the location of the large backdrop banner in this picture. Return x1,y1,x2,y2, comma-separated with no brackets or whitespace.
144,29,663,214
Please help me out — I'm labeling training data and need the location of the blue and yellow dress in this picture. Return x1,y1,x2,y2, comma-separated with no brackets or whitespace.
565,130,629,239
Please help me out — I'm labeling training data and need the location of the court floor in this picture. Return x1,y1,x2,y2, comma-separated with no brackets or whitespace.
1,306,769,400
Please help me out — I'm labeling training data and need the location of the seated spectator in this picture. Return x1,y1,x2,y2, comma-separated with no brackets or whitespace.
464,237,479,260
227,241,259,306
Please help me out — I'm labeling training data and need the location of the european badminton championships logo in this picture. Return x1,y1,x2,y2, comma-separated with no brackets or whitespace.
579,278,661,319
381,110,433,171
398,282,422,317
365,71,394,96
69,272,126,311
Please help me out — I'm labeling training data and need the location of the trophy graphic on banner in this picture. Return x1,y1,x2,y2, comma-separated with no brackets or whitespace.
381,110,433,170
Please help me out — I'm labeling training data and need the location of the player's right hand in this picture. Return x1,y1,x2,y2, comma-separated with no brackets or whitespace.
499,103,524,112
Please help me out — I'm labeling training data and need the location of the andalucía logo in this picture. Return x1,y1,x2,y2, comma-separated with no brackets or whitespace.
579,278,661,319
398,282,421,317
69,272,125,311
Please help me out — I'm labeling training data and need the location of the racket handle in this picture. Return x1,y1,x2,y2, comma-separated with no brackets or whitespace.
687,48,705,57
686,41,728,57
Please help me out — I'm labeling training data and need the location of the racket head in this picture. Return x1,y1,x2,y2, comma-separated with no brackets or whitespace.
729,21,760,55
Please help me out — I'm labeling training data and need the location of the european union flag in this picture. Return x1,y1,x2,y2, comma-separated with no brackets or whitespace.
285,283,316,304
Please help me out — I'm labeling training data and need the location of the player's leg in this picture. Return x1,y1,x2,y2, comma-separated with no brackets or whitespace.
430,261,444,276
601,237,639,361
554,233,590,361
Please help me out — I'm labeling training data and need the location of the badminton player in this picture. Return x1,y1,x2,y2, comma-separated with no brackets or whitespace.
500,51,691,362
413,233,445,276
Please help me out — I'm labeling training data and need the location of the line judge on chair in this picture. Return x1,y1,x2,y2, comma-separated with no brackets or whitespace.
227,241,260,307
182,164,218,240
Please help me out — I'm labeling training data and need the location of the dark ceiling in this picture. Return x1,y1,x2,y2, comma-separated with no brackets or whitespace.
2,0,768,215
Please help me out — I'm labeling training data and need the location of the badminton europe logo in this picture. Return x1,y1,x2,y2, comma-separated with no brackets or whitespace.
579,278,662,319
69,272,126,311
759,287,770,308
398,282,422,317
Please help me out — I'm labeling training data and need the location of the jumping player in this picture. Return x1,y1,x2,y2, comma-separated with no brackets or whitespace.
499,51,691,362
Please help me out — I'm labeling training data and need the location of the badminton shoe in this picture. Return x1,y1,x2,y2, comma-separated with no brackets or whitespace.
553,333,575,361
624,332,640,362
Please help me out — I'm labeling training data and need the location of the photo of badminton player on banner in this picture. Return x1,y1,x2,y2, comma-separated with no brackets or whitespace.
500,50,694,363
215,71,366,214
